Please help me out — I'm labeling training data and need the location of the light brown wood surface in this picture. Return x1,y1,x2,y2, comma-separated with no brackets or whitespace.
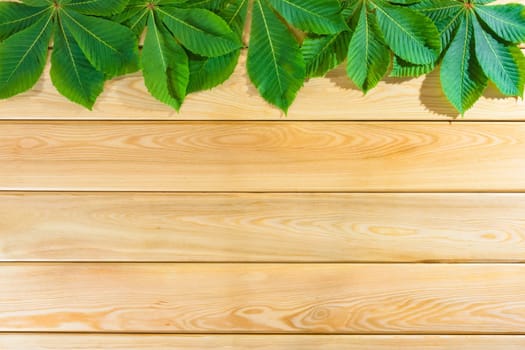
2,122,525,191
1,51,524,121
1,193,524,262
1,0,525,347
1,264,525,333
2,335,525,350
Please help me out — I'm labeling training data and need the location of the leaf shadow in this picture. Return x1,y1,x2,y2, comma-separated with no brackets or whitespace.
325,65,360,91
419,70,460,118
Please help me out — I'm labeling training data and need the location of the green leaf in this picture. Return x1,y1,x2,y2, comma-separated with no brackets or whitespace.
472,15,521,96
510,46,525,97
412,0,463,20
50,20,105,109
247,0,305,112
390,56,435,77
118,7,149,36
142,12,189,110
412,0,464,50
21,0,51,7
181,0,229,11
187,50,240,93
158,7,241,57
0,14,52,99
346,5,391,92
440,14,488,114
186,0,247,94
61,9,139,77
268,0,347,34
375,3,441,64
64,0,130,16
302,30,350,78
221,0,249,37
0,3,50,41
473,0,496,4
475,4,525,44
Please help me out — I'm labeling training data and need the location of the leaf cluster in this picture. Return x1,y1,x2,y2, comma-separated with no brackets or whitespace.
0,0,523,115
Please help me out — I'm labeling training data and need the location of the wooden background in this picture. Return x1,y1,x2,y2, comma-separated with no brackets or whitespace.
1,2,525,348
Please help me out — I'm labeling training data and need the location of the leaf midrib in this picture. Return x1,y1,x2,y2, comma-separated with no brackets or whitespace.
57,17,86,96
439,8,463,37
156,7,207,36
476,16,516,92
373,3,425,51
0,7,50,27
150,13,168,73
130,8,149,31
228,0,248,26
459,12,470,110
476,6,525,34
256,0,284,98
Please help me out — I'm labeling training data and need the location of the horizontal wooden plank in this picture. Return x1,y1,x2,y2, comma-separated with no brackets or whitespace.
1,122,525,191
2,193,525,262
2,335,525,350
1,264,524,333
0,50,524,120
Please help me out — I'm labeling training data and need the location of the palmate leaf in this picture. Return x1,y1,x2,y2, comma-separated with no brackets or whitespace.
247,0,305,112
61,9,139,78
50,20,105,109
472,15,521,96
0,3,50,41
347,4,390,92
305,0,442,94
0,14,53,99
441,13,488,114
267,0,347,34
415,0,525,112
142,12,189,110
0,0,139,108
117,0,241,109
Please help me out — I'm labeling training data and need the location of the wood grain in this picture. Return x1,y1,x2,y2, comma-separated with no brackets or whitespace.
1,193,525,262
2,122,525,191
2,335,525,350
0,51,523,120
1,264,524,333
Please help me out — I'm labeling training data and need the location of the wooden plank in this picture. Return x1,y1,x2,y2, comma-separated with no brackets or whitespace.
0,51,524,120
2,122,525,191
2,193,525,262
2,335,525,350
0,264,524,333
